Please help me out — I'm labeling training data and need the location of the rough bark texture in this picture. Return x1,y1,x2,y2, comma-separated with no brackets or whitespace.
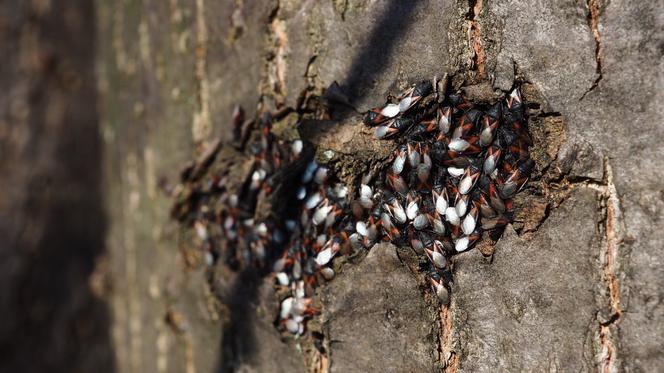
2,0,661,372
99,0,663,372
321,243,439,373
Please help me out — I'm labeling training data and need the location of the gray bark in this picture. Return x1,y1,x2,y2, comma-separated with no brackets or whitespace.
100,0,664,372
100,0,664,371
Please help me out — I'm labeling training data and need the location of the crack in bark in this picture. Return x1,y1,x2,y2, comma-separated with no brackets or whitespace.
193,0,212,147
580,0,603,100
262,0,288,108
466,0,485,80
585,158,623,373
440,303,458,373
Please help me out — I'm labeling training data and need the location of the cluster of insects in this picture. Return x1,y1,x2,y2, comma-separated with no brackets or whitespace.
357,81,533,302
175,79,533,336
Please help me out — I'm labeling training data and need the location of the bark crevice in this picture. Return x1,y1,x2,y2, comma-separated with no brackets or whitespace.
580,0,603,100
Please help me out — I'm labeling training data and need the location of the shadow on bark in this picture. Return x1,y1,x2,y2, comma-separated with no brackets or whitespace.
217,269,262,372
215,1,423,371
339,0,423,106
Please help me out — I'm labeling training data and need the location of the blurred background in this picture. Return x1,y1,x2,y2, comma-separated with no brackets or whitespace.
0,1,112,372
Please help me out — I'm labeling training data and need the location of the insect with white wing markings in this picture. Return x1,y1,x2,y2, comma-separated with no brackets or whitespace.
181,80,533,338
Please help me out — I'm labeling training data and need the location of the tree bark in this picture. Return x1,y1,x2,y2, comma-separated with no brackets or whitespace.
99,0,663,372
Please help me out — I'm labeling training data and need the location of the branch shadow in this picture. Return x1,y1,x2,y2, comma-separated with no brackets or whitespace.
217,269,263,373
216,1,423,371
338,0,424,107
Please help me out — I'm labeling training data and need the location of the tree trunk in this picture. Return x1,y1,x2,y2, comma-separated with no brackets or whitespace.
2,0,661,372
